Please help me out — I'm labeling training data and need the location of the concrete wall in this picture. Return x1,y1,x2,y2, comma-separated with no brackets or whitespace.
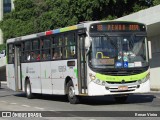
116,5,160,26
149,35,160,90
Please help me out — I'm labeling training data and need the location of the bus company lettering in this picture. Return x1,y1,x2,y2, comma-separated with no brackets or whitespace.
58,66,66,72
107,25,126,31
26,67,35,74
129,25,139,31
97,24,140,31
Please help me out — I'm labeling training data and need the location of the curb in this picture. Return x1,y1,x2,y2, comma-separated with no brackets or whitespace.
151,88,160,91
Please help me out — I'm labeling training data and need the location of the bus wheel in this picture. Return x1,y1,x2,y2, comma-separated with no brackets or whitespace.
114,95,128,103
25,81,34,99
67,81,79,104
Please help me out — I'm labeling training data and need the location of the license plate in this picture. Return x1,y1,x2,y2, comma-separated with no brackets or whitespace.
118,86,128,91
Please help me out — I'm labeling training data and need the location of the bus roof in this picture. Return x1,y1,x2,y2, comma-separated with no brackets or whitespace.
6,20,145,44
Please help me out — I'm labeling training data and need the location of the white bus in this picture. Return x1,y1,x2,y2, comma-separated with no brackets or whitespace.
7,21,150,104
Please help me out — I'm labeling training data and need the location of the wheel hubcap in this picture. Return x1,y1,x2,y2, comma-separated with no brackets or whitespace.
69,86,75,98
26,84,30,95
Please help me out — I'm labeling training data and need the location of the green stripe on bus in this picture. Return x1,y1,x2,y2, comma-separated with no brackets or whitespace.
96,70,149,82
74,69,78,78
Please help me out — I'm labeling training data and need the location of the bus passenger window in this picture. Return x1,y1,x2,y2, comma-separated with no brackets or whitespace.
63,46,76,59
71,46,75,57
42,53,46,60
37,54,40,61
53,52,61,59
27,53,31,61
31,52,35,60
53,52,58,59
52,47,62,60
59,38,63,46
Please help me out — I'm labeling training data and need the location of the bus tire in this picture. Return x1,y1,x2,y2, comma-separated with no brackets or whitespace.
114,95,128,103
25,81,34,99
67,81,79,104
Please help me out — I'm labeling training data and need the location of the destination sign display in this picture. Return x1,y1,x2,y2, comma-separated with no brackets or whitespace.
90,22,146,32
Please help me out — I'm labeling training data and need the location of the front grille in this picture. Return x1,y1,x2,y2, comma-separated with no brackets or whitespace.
106,80,137,84
101,70,144,76
106,85,137,92
110,90,135,92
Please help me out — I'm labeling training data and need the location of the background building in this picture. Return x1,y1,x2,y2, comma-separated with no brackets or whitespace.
116,5,160,90
0,0,14,44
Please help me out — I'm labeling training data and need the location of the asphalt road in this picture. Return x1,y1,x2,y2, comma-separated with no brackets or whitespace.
0,82,160,120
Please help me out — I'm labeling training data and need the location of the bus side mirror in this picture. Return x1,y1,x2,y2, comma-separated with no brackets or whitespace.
148,41,152,59
85,37,91,48
85,37,91,56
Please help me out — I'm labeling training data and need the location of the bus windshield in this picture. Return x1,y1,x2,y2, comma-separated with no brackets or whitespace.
89,34,148,69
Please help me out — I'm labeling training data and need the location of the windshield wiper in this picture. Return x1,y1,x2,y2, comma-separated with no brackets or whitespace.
102,33,118,49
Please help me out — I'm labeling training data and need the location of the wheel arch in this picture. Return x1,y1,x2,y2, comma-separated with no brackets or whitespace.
24,76,30,87
64,76,72,94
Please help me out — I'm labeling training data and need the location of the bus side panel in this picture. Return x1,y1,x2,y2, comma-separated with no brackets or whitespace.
40,61,52,94
7,64,16,91
63,60,79,95
51,61,65,95
22,63,41,93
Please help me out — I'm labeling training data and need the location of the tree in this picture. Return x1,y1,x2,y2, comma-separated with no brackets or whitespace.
0,0,159,43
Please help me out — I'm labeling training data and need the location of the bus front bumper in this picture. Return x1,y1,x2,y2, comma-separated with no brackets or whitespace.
87,79,150,96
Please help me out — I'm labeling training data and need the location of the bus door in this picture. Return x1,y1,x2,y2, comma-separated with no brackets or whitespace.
77,29,87,94
14,44,22,91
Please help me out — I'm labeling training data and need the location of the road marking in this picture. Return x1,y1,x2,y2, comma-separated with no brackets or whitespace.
0,91,6,92
22,105,30,107
67,114,79,117
157,96,160,99
49,110,56,111
49,110,60,114
34,107,44,110
10,103,17,105
0,101,7,103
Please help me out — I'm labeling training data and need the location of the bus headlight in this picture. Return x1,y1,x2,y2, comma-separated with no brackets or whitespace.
93,79,106,86
89,73,106,86
138,73,150,84
141,73,150,83
96,79,100,84
102,81,106,86
89,73,96,80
